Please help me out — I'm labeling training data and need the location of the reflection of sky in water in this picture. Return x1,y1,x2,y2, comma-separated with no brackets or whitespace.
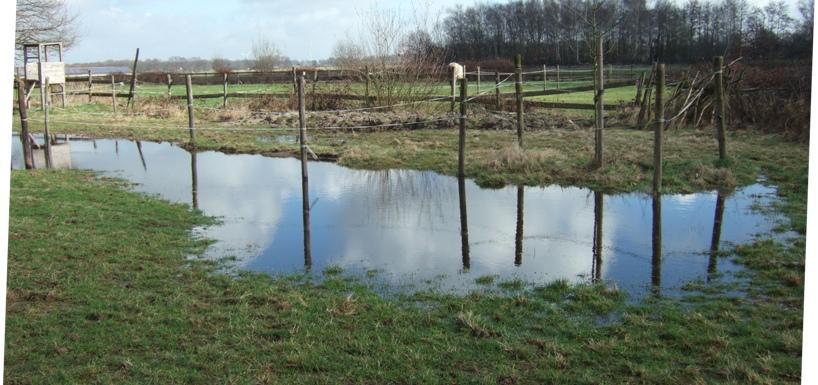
10,137,791,295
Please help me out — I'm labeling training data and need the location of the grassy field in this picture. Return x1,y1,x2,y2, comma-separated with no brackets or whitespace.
5,155,806,383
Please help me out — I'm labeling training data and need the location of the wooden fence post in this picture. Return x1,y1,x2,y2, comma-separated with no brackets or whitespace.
87,70,93,103
654,64,665,195
297,72,312,268
16,78,34,169
556,65,560,89
494,71,501,110
223,72,228,108
364,65,371,108
515,54,524,147
476,66,481,94
713,56,727,161
459,68,468,178
543,64,547,91
593,35,604,167
167,74,173,98
111,74,117,114
126,48,139,109
185,74,194,145
43,76,53,169
450,65,456,112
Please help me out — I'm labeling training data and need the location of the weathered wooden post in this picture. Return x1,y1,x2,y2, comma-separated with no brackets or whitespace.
654,64,665,194
494,71,501,110
515,54,524,147
593,35,604,167
635,72,646,105
542,64,547,91
223,72,228,108
297,72,312,267
364,65,371,108
126,48,139,109
450,64,457,112
87,70,93,103
556,65,560,89
185,74,195,144
110,74,117,114
16,78,34,169
166,74,173,98
458,69,468,178
713,56,727,161
43,77,53,169
514,185,524,266
476,66,481,94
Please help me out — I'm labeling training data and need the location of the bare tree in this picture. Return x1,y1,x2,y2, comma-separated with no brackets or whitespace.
251,37,284,70
211,56,232,73
15,0,78,49
331,38,366,70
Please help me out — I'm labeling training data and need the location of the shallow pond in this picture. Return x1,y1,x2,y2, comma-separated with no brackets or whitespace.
10,136,790,296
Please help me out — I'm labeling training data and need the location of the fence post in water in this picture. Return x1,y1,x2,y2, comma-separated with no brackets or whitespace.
494,71,501,110
458,69,468,178
713,56,727,161
654,64,665,195
223,73,228,108
16,78,34,169
515,54,524,147
297,72,312,268
111,74,117,114
87,70,93,103
185,74,195,145
514,185,524,266
651,194,662,296
592,191,604,282
43,76,53,169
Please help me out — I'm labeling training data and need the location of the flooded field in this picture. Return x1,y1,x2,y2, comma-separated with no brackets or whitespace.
11,136,791,295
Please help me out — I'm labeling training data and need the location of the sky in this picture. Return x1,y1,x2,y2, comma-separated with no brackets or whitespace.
64,0,475,63
63,0,800,63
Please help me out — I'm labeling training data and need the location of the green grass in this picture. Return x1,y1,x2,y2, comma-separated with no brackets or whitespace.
6,159,806,383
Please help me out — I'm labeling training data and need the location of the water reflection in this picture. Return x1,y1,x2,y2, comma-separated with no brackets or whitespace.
9,137,791,295
458,176,470,271
708,192,726,281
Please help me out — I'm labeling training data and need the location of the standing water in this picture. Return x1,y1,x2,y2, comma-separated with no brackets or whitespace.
10,137,791,296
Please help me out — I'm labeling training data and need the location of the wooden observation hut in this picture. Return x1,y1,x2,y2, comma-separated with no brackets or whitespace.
21,42,67,109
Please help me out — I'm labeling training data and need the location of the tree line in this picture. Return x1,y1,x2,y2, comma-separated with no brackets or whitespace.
440,0,814,65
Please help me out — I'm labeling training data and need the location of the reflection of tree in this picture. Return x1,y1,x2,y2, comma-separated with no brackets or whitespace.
651,194,662,296
592,191,603,282
357,169,454,228
514,186,524,266
458,176,470,271
707,192,726,282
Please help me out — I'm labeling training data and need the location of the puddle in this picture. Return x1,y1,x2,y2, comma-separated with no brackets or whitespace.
10,136,793,297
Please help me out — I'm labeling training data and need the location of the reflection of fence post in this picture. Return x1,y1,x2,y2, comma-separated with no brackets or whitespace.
223,73,228,108
654,64,665,194
651,195,662,296
87,70,93,103
185,74,195,145
111,74,117,114
16,78,34,169
592,191,603,282
713,56,727,161
458,69,468,178
494,71,501,110
297,72,312,268
514,185,524,266
458,176,470,271
707,192,726,280
515,54,523,147
43,77,53,169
